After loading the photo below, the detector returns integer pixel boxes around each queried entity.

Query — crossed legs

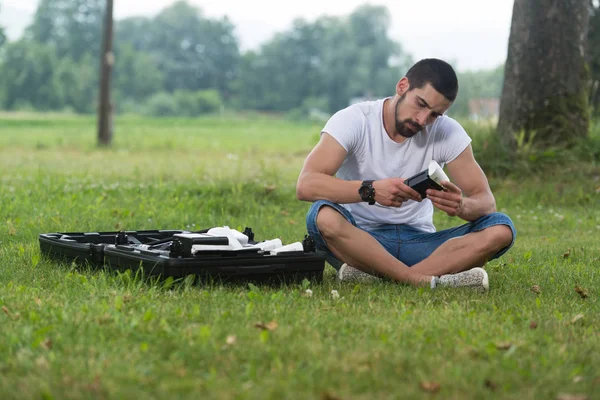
[316,206,513,286]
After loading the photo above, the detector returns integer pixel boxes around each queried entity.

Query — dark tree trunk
[97,0,114,147]
[497,0,590,148]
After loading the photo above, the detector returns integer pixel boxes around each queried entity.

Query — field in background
[0,114,599,399]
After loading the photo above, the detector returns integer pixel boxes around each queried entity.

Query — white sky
[1,0,516,72]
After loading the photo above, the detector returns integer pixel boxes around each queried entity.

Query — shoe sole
[473,267,489,292]
[337,263,348,281]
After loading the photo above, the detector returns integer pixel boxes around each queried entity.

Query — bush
[143,90,223,117]
[285,96,330,122]
[193,90,223,114]
[144,92,178,117]
[469,119,600,177]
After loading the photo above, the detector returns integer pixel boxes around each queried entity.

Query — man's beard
[394,95,423,138]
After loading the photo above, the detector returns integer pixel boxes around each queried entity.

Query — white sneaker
[434,267,489,292]
[337,263,380,283]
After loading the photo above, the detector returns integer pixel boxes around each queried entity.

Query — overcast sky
[1,0,516,72]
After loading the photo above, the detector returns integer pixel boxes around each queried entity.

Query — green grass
[0,113,599,399]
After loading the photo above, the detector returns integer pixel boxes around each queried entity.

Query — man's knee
[480,225,513,253]
[316,206,349,242]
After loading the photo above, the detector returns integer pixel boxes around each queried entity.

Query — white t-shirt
[322,97,472,233]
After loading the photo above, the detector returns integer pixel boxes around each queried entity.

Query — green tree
[115,1,240,96]
[234,5,412,113]
[0,2,6,49]
[112,42,164,104]
[347,5,406,97]
[235,18,327,112]
[27,0,104,61]
[0,40,63,110]
[53,54,98,113]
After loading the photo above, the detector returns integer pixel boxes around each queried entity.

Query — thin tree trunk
[97,0,114,146]
[497,0,590,148]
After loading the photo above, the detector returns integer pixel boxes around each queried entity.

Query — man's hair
[405,59,458,102]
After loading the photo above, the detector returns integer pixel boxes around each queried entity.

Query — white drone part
[255,238,283,251]
[207,226,249,246]
[428,160,450,184]
[270,242,304,255]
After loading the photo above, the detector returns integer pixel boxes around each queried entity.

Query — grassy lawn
[0,113,599,399]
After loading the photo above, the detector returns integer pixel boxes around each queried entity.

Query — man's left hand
[426,181,464,217]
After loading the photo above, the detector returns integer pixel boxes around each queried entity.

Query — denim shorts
[305,200,517,270]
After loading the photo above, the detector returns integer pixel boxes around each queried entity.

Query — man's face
[394,83,452,138]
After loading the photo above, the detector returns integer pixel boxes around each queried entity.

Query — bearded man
[296,58,516,291]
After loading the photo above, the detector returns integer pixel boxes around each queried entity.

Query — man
[296,58,516,291]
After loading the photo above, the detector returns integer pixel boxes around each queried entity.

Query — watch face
[359,182,374,201]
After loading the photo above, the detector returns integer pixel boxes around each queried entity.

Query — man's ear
[396,77,410,96]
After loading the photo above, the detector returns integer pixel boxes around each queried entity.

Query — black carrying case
[38,230,189,266]
[39,228,326,284]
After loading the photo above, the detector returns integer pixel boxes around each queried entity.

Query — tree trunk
[497,0,590,148]
[97,0,114,147]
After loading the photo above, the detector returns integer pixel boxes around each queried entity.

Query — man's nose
[415,110,429,125]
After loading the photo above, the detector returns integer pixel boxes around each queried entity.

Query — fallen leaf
[35,298,42,306]
[496,342,512,351]
[531,285,541,294]
[288,219,297,225]
[465,346,480,359]
[484,379,498,391]
[41,338,53,350]
[420,381,441,393]
[574,286,588,299]
[280,210,290,216]
[571,314,584,324]
[85,375,103,395]
[530,321,538,329]
[321,393,342,400]
[2,306,9,316]
[266,321,278,331]
[226,335,237,345]
[254,321,278,331]
[264,185,277,194]
[8,222,16,236]
[573,376,583,383]
[35,356,49,369]
[563,248,571,259]
[555,394,589,400]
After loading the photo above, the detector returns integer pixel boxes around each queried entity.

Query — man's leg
[403,213,516,276]
[310,204,432,286]
[410,226,513,276]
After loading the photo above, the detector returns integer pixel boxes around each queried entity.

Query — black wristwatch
[358,180,376,205]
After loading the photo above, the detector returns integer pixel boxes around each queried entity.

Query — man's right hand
[373,178,422,207]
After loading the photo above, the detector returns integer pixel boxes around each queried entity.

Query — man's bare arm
[297,133,421,206]
[427,145,496,221]
[296,133,363,204]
